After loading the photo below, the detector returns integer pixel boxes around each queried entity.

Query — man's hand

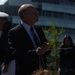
[36,42,50,55]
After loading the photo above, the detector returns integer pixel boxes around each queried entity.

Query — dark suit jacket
[0,22,12,63]
[6,25,50,75]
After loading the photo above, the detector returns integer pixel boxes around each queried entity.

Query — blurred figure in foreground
[0,12,12,75]
[0,12,15,75]
[0,12,11,63]
[59,35,75,75]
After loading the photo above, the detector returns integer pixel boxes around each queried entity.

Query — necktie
[30,27,45,69]
[30,26,40,47]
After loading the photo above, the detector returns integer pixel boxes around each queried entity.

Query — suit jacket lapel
[20,25,35,49]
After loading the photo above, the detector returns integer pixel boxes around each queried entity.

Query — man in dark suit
[4,4,51,75]
[0,12,12,74]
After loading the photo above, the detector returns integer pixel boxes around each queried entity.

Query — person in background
[0,12,15,75]
[59,35,75,75]
[3,4,51,75]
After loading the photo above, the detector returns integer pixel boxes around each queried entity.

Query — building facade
[0,0,75,42]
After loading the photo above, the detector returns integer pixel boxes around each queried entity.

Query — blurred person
[59,35,75,75]
[3,4,51,75]
[0,12,12,75]
[0,12,15,75]
[0,12,11,63]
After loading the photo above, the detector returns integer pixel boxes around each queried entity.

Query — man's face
[23,7,38,26]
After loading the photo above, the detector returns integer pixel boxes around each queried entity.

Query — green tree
[44,20,64,74]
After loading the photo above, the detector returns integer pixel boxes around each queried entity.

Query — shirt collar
[21,21,31,32]
[21,21,35,32]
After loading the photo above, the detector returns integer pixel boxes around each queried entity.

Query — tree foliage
[43,20,64,72]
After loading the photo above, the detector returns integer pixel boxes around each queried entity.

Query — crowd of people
[0,3,75,75]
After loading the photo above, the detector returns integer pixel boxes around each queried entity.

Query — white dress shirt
[21,21,40,48]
